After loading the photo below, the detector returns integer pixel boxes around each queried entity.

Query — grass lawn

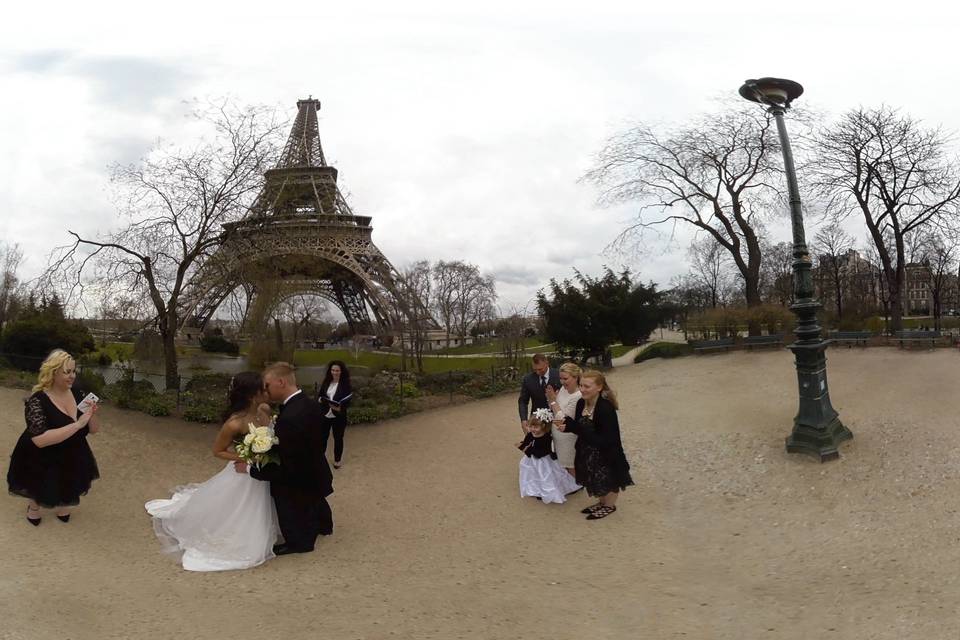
[433,337,553,355]
[293,349,511,373]
[610,344,640,358]
[96,342,134,360]
[898,316,960,329]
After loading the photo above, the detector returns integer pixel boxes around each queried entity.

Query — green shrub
[142,393,175,417]
[347,406,381,425]
[103,378,157,409]
[1,317,95,370]
[181,393,223,423]
[184,373,232,395]
[199,334,240,356]
[75,369,105,396]
[634,342,693,363]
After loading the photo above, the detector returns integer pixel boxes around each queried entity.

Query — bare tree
[813,106,960,332]
[0,242,23,332]
[761,241,794,306]
[916,232,956,330]
[273,294,331,348]
[431,260,459,349]
[686,235,730,308]
[813,222,853,320]
[47,101,285,387]
[392,260,433,373]
[584,105,783,332]
[432,260,497,348]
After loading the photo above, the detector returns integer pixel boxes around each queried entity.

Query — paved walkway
[611,329,688,367]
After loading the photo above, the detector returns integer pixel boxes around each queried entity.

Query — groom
[247,362,333,555]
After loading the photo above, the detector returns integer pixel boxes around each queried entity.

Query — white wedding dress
[145,462,280,572]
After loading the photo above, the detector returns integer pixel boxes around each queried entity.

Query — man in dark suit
[249,362,333,555]
[518,353,560,434]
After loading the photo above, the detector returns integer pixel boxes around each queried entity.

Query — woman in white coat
[545,362,582,477]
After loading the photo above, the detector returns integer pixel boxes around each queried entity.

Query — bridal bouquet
[234,423,280,468]
[532,408,556,424]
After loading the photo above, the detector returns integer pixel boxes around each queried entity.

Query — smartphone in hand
[77,393,100,413]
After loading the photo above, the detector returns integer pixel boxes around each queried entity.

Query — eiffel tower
[183,97,401,335]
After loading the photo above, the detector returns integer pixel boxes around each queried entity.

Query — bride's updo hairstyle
[222,371,264,423]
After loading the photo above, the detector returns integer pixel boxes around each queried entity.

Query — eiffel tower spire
[277,97,327,168]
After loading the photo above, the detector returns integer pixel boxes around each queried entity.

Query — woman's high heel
[56,514,71,523]
[26,506,41,526]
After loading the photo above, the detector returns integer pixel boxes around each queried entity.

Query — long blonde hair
[33,349,74,392]
[581,369,618,410]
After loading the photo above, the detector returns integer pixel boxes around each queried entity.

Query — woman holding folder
[317,360,352,469]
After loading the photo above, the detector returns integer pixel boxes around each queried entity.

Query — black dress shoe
[26,507,41,526]
[273,544,313,555]
[56,514,70,523]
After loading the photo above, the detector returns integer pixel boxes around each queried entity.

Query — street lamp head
[739,77,804,109]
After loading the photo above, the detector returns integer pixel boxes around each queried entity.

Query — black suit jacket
[250,392,333,498]
[518,368,561,422]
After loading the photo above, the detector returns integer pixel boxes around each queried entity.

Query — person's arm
[517,432,534,450]
[570,401,621,449]
[28,399,96,448]
[213,418,243,462]
[87,409,101,434]
[249,420,309,486]
[518,377,531,428]
[74,389,101,434]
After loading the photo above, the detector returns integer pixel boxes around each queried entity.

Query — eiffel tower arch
[182,98,404,337]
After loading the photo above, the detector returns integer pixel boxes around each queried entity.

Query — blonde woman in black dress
[7,349,100,525]
[556,369,632,520]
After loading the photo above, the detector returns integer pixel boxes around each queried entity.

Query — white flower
[533,408,555,424]
[251,435,274,453]
[247,423,278,454]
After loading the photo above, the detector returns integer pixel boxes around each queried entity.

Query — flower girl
[518,409,581,504]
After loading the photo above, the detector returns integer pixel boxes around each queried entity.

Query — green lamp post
[739,77,853,461]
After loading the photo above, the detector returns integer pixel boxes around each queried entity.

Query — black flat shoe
[580,502,602,514]
[26,507,41,526]
[56,514,70,523]
[586,505,617,520]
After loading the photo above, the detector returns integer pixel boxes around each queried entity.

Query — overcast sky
[2,0,958,315]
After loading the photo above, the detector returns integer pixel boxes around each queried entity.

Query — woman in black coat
[556,369,632,520]
[317,360,352,469]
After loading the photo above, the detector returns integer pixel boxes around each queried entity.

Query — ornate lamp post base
[784,341,853,461]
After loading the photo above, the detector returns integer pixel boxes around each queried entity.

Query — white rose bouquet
[234,423,280,468]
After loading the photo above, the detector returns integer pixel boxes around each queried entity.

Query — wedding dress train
[145,463,280,571]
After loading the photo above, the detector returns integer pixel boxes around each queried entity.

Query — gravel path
[1,347,957,639]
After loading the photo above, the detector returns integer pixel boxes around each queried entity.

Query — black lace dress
[7,389,100,508]
[564,397,633,497]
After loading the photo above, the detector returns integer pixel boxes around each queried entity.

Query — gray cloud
[72,56,194,109]
[11,50,71,73]
[12,50,194,109]
[492,265,541,286]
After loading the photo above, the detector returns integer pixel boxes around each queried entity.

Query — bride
[145,372,280,571]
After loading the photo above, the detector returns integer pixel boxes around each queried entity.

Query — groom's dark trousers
[251,392,334,551]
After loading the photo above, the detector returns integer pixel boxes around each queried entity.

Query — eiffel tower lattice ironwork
[182,97,401,335]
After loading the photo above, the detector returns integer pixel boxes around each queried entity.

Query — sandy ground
[3,347,960,639]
